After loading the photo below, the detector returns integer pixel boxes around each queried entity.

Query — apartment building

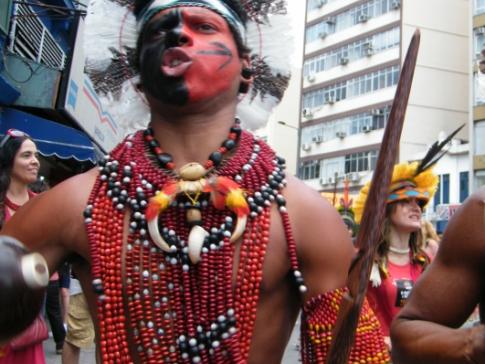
[473,0,485,189]
[300,0,469,197]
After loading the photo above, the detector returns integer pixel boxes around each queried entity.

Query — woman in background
[354,161,438,350]
[0,129,45,364]
[420,219,440,259]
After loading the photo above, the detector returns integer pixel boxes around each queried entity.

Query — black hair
[0,135,31,228]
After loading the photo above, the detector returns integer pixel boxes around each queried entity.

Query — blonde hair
[421,220,440,243]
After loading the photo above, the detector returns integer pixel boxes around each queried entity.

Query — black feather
[415,124,465,175]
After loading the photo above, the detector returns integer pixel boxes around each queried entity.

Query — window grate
[9,3,66,70]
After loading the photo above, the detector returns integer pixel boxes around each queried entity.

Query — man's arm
[286,176,389,363]
[286,175,354,297]
[391,188,485,364]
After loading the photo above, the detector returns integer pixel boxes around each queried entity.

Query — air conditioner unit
[301,143,311,151]
[317,0,327,8]
[357,14,368,23]
[339,57,349,65]
[306,73,316,83]
[302,108,313,118]
[370,108,382,116]
[391,0,401,9]
[319,31,328,39]
[325,94,336,105]
[363,42,374,57]
[476,26,485,35]
[326,16,336,25]
[319,177,328,185]
[362,125,372,133]
[327,176,335,184]
[312,135,323,143]
[350,172,361,182]
[336,131,346,139]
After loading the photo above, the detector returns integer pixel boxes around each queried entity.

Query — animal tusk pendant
[147,215,171,252]
[230,215,247,243]
[188,225,209,264]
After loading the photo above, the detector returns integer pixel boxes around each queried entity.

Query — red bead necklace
[85,127,305,364]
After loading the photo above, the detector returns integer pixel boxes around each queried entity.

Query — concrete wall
[400,0,470,161]
[258,1,307,175]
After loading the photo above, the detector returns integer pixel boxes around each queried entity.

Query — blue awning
[0,108,97,163]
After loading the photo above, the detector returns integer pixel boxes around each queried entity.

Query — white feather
[83,1,294,136]
[370,262,382,287]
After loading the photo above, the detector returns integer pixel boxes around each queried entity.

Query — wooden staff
[326,29,421,364]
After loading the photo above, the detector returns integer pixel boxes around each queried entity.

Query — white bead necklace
[389,246,411,255]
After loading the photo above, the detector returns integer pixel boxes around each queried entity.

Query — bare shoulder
[284,175,354,298]
[436,187,485,267]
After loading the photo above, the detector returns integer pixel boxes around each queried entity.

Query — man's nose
[167,29,189,48]
[165,26,191,48]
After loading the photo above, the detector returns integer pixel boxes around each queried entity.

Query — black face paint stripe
[196,42,233,70]
[142,9,182,43]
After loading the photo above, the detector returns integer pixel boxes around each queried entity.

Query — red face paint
[141,6,242,105]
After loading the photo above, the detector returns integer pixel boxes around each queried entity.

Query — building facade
[473,0,485,189]
[0,0,124,183]
[299,0,469,199]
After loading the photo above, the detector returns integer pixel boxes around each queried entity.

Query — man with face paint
[0,1,389,363]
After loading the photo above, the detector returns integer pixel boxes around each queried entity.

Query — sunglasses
[0,129,30,149]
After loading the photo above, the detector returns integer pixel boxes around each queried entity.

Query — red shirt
[367,260,423,336]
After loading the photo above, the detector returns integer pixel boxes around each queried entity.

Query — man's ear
[239,56,253,94]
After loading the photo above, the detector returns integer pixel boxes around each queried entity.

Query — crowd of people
[0,0,483,363]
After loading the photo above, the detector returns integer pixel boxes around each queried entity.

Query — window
[459,171,469,203]
[307,0,340,12]
[474,27,485,60]
[304,27,400,77]
[434,174,450,206]
[306,0,398,44]
[344,150,378,173]
[303,65,399,109]
[300,160,321,180]
[475,120,485,155]
[475,0,485,15]
[475,170,485,190]
[8,2,66,69]
[0,0,12,35]
[474,73,485,106]
[301,105,390,144]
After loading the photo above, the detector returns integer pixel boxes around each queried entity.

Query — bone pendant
[147,217,171,252]
[188,225,209,264]
[230,215,247,243]
[179,163,207,181]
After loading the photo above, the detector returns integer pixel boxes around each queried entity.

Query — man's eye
[197,23,216,32]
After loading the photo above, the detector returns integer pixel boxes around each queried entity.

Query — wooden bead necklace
[85,126,306,363]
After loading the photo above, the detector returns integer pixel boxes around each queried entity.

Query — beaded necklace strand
[84,126,306,363]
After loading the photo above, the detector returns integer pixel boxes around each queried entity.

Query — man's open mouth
[161,48,193,77]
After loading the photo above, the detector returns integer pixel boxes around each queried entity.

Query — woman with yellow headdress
[354,125,464,348]
[354,160,439,349]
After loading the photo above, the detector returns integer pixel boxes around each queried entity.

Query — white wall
[400,0,470,161]
[258,0,306,175]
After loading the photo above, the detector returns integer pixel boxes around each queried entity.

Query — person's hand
[466,324,485,363]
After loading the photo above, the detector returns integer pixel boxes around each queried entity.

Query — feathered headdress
[353,124,464,224]
[338,178,355,231]
[83,0,292,134]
